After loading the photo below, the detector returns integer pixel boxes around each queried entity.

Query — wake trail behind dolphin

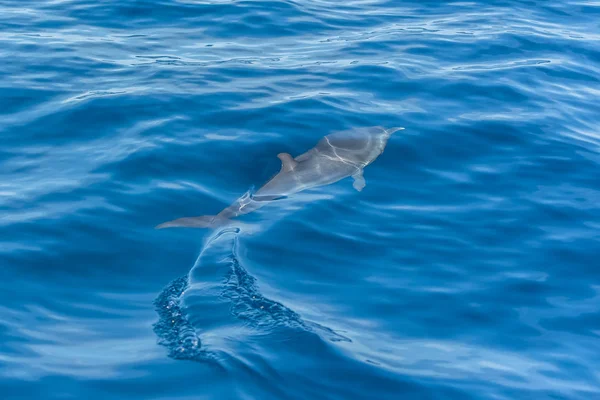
[153,227,350,363]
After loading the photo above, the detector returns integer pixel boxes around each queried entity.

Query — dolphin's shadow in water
[153,228,350,363]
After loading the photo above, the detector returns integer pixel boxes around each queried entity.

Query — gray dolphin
[156,126,403,229]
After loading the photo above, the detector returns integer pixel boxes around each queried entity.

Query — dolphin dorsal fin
[277,153,298,172]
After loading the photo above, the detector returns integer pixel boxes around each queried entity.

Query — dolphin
[156,126,403,229]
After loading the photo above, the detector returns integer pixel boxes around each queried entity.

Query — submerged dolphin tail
[155,215,226,229]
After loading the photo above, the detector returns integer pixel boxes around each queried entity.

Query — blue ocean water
[2,0,600,399]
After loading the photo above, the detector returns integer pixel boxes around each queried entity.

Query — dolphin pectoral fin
[352,169,366,192]
[155,215,223,229]
[277,153,298,172]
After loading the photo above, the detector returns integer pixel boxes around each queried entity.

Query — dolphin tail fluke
[155,215,226,229]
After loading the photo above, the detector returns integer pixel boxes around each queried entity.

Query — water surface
[1,0,600,399]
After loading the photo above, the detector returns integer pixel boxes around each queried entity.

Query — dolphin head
[384,126,405,137]
[377,126,404,149]
[318,126,404,167]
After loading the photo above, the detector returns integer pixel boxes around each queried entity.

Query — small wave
[449,58,552,72]
[153,276,206,361]
[62,89,135,103]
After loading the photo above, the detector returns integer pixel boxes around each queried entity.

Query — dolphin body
[156,126,403,229]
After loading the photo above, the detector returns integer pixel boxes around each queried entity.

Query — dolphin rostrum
[156,126,403,229]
